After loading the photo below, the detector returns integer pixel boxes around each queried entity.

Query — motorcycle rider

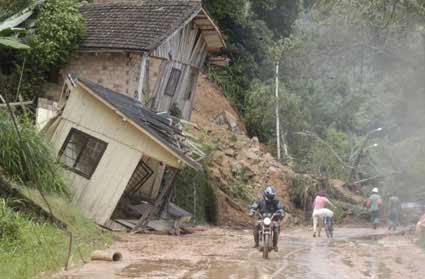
[249,186,285,252]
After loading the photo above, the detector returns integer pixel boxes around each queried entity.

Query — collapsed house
[47,0,225,120]
[37,0,226,231]
[42,76,202,231]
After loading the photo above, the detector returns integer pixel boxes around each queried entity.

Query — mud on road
[57,226,425,279]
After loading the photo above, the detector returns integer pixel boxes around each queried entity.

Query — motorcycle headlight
[264,217,272,226]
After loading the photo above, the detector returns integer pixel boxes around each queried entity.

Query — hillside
[191,74,297,225]
[188,73,367,226]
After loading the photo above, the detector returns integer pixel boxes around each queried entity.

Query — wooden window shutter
[164,68,181,97]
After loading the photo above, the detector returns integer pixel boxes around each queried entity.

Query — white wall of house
[47,84,183,224]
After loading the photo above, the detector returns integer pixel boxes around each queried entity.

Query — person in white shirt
[312,191,336,237]
[312,208,334,237]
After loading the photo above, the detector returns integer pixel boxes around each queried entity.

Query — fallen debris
[115,217,194,236]
[91,250,123,262]
[167,202,192,223]
[212,111,241,133]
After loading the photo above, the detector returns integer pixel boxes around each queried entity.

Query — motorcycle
[256,212,279,259]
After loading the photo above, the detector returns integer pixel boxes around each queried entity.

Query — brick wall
[148,57,162,96]
[60,52,142,99]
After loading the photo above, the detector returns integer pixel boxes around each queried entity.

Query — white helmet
[372,187,379,193]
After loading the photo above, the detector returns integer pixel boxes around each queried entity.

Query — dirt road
[57,226,425,279]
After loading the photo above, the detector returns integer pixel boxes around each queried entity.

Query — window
[58,128,107,179]
[164,68,181,97]
[124,158,154,196]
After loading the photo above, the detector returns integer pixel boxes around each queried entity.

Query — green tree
[0,28,30,50]
[251,0,300,38]
[0,0,84,101]
[28,0,84,73]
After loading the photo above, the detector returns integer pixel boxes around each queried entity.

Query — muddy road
[57,226,425,279]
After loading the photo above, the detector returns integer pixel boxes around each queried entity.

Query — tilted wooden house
[43,76,201,226]
[58,0,225,120]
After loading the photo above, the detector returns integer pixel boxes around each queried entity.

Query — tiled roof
[80,1,202,51]
[77,77,202,170]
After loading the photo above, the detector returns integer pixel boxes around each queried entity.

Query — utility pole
[275,62,281,161]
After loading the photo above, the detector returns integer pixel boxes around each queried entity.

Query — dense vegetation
[0,112,67,194]
[174,166,218,224]
[0,0,84,101]
[0,0,32,21]
[204,0,425,201]
[0,3,109,277]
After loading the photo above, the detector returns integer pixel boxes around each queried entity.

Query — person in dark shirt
[249,186,285,251]
[388,194,401,231]
[367,187,383,229]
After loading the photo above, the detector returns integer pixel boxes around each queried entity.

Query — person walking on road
[312,208,334,238]
[312,191,336,237]
[388,194,401,231]
[367,187,382,229]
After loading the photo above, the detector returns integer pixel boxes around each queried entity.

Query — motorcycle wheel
[263,234,270,259]
[258,232,263,252]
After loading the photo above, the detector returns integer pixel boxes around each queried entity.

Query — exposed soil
[192,73,245,132]
[189,73,299,226]
[55,226,425,279]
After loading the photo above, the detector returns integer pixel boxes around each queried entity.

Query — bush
[28,0,85,73]
[0,199,21,246]
[174,166,218,224]
[0,112,67,194]
[0,0,85,101]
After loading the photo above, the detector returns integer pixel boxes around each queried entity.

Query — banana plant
[0,27,30,50]
[0,0,42,50]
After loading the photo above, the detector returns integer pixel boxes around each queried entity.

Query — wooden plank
[200,8,226,47]
[129,203,153,216]
[131,169,180,232]
[102,220,128,231]
[146,219,172,232]
[168,202,192,223]
[0,100,32,107]
[114,219,137,229]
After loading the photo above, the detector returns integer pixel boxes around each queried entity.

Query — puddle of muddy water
[59,228,423,279]
[118,259,197,278]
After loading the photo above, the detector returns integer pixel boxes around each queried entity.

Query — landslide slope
[191,74,297,226]
[190,74,365,226]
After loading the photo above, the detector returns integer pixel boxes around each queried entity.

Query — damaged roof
[80,0,202,51]
[76,77,202,171]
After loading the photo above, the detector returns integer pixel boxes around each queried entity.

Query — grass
[0,112,111,278]
[0,189,112,278]
[0,112,67,194]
